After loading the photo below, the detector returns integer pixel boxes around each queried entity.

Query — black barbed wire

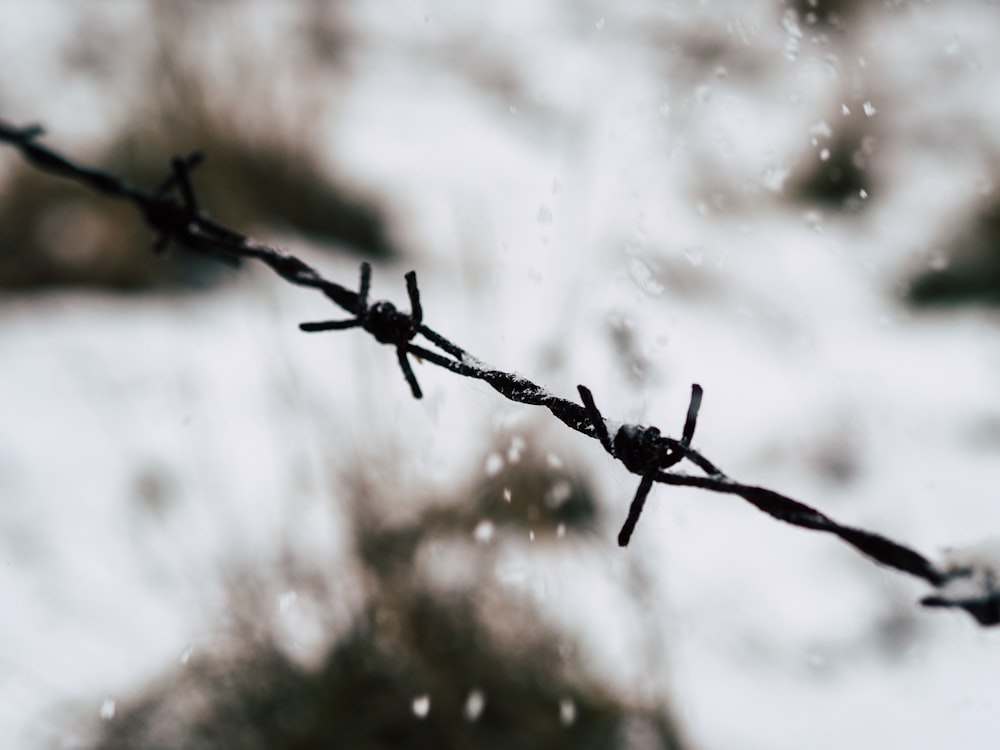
[2,119,997,627]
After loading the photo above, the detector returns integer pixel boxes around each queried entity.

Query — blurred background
[1,1,1000,748]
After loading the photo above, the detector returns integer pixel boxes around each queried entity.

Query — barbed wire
[2,119,996,626]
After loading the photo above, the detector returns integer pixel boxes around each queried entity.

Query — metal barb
[682,384,703,445]
[300,263,425,399]
[576,385,613,452]
[618,473,656,547]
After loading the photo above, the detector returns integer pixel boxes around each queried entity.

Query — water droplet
[862,101,877,117]
[545,480,573,508]
[819,148,830,162]
[179,644,193,664]
[808,120,832,138]
[474,520,495,543]
[762,166,789,193]
[928,252,949,271]
[100,698,116,720]
[683,247,704,267]
[802,210,824,233]
[496,560,529,586]
[412,694,431,718]
[546,452,563,469]
[507,436,525,464]
[537,205,553,224]
[529,530,535,542]
[557,523,566,538]
[502,487,512,503]
[559,698,577,726]
[858,188,869,200]
[627,257,664,296]
[806,650,828,670]
[782,10,801,59]
[485,453,504,476]
[464,689,486,722]
[841,104,851,116]
[782,10,802,37]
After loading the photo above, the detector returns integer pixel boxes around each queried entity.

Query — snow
[411,694,431,718]
[3,1,1000,748]
[464,688,486,722]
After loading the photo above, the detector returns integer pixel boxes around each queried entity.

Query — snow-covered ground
[2,1,1000,748]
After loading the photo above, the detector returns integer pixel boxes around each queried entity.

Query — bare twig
[2,119,996,626]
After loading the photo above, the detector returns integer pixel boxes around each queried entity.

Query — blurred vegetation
[105,115,395,261]
[0,1,395,292]
[788,101,876,212]
[784,0,864,30]
[0,164,224,290]
[65,439,685,750]
[907,196,1000,307]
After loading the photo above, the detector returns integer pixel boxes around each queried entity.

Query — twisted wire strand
[2,119,994,626]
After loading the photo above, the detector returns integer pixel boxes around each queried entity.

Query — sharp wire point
[577,385,613,453]
[618,473,655,547]
[398,348,423,399]
[682,383,703,445]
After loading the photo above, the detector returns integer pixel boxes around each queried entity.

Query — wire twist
[300,263,425,398]
[578,384,705,546]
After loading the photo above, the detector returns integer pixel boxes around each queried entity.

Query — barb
[300,263,424,397]
[2,119,996,626]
